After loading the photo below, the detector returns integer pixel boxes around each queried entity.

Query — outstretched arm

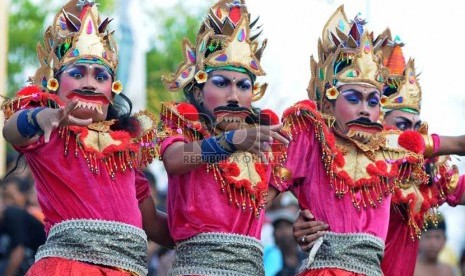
[434,135,465,157]
[163,124,289,175]
[3,101,91,146]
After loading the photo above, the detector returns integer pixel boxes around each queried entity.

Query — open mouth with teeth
[345,119,383,144]
[214,106,252,129]
[66,89,111,115]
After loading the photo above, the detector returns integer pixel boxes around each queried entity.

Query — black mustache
[346,117,383,129]
[213,105,250,113]
[71,89,105,96]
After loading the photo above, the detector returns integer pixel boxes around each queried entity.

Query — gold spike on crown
[32,0,118,92]
[307,5,388,108]
[382,59,422,113]
[162,0,267,101]
[380,36,422,113]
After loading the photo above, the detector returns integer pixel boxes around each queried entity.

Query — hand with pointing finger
[35,100,93,143]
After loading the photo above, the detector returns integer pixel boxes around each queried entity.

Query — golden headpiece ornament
[32,0,119,93]
[162,0,267,101]
[381,36,422,114]
[308,5,389,108]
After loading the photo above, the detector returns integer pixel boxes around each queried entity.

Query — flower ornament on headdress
[162,0,267,101]
[307,5,389,109]
[381,36,422,114]
[32,0,119,93]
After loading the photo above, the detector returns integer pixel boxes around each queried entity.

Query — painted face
[57,63,113,122]
[329,84,381,134]
[383,109,421,131]
[198,70,253,115]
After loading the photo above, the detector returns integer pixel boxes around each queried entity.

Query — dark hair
[2,154,27,185]
[425,215,446,232]
[107,92,135,132]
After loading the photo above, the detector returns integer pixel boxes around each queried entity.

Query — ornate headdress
[32,0,120,93]
[308,5,389,108]
[162,0,267,101]
[381,36,422,114]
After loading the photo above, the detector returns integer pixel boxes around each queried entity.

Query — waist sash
[300,232,384,276]
[35,219,148,276]
[170,232,264,276]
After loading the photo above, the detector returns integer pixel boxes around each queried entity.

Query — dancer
[158,0,288,275]
[2,1,170,275]
[270,6,432,276]
[293,34,465,276]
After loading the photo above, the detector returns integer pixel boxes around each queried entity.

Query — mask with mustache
[345,117,383,144]
[213,104,254,132]
[66,89,111,115]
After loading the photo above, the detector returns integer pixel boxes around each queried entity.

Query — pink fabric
[380,171,465,276]
[275,126,391,241]
[432,133,440,155]
[161,136,265,242]
[381,208,418,276]
[444,174,465,206]
[16,130,150,234]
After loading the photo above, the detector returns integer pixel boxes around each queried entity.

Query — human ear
[193,87,204,104]
[322,98,334,114]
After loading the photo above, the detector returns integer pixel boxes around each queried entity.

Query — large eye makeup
[94,68,111,82]
[341,90,361,104]
[66,67,84,79]
[414,121,422,131]
[367,94,380,107]
[395,118,412,131]
[236,79,252,91]
[210,75,229,88]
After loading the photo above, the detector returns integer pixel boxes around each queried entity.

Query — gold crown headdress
[162,0,267,101]
[32,0,119,93]
[308,5,388,108]
[381,36,422,113]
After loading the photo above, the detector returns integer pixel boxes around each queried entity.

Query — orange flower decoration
[47,78,59,92]
[112,80,123,94]
[326,86,339,100]
[194,70,208,84]
[380,95,388,107]
[253,82,261,94]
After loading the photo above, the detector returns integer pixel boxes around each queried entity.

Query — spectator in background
[414,215,458,276]
[2,176,43,225]
[2,176,30,208]
[0,195,46,276]
[269,209,306,276]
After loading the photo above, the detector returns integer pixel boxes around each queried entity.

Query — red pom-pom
[17,85,42,96]
[260,109,280,125]
[177,103,199,121]
[398,130,425,154]
[283,100,317,118]
[296,100,317,110]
